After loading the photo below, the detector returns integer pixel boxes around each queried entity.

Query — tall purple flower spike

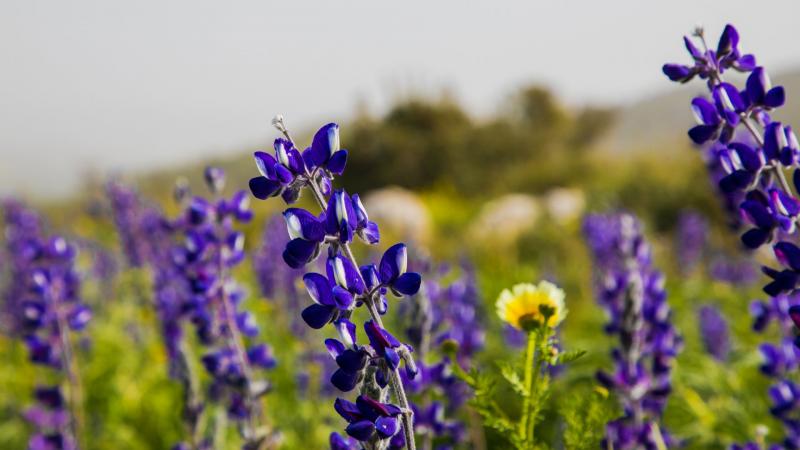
[3,201,88,450]
[397,260,482,446]
[584,213,682,449]
[664,24,800,446]
[248,117,420,450]
[169,168,277,449]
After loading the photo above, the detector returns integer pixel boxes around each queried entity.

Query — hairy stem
[519,331,537,443]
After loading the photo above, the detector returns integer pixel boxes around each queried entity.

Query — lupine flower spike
[584,213,681,449]
[665,24,800,446]
[172,168,277,449]
[399,262,484,447]
[248,117,421,450]
[3,201,89,450]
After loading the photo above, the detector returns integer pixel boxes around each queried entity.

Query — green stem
[519,331,538,445]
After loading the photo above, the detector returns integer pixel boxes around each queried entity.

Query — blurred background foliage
[0,82,783,449]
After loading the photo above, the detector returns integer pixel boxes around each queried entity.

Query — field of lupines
[3,23,800,449]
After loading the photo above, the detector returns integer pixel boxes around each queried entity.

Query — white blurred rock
[363,187,432,244]
[544,187,585,224]
[469,193,540,245]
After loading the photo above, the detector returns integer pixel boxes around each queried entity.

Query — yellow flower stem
[519,330,539,445]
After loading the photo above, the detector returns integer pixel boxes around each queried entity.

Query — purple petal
[765,87,786,108]
[334,398,363,422]
[300,304,335,329]
[303,273,335,306]
[325,338,346,360]
[717,24,739,56]
[249,177,281,200]
[284,208,325,242]
[775,242,800,271]
[283,238,319,268]
[327,149,348,175]
[331,368,361,392]
[392,272,421,296]
[345,420,376,441]
[335,319,358,347]
[254,151,277,179]
[332,285,355,310]
[375,416,400,438]
[311,123,340,162]
[662,64,691,82]
[379,243,408,283]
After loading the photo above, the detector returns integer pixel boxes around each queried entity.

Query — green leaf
[499,362,529,397]
[557,349,587,365]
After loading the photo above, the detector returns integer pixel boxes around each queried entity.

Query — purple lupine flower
[675,211,708,274]
[106,181,160,268]
[584,213,682,449]
[172,167,277,448]
[663,25,797,295]
[396,261,481,447]
[665,27,800,445]
[698,305,731,362]
[6,221,88,449]
[746,293,800,448]
[1,199,45,335]
[248,118,421,450]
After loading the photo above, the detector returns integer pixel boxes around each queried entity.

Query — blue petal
[741,228,770,249]
[335,318,357,347]
[283,238,319,268]
[325,338,346,360]
[274,163,294,184]
[249,177,281,200]
[300,304,335,329]
[336,349,368,373]
[327,149,348,175]
[332,286,355,310]
[285,148,304,175]
[392,272,421,296]
[334,397,363,422]
[717,24,739,56]
[662,64,690,82]
[375,416,400,438]
[379,243,408,283]
[331,368,361,392]
[311,123,340,163]
[345,420,375,441]
[745,67,767,105]
[254,151,277,179]
[359,221,380,245]
[765,87,786,108]
[775,241,800,271]
[284,208,325,242]
[688,126,716,145]
[303,273,335,306]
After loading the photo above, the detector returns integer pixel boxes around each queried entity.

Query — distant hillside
[128,69,800,202]
[603,68,800,152]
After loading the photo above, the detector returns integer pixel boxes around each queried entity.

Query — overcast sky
[1,0,798,197]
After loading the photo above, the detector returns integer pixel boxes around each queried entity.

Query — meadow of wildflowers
[4,20,800,450]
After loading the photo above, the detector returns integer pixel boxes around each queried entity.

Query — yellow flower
[496,281,567,330]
